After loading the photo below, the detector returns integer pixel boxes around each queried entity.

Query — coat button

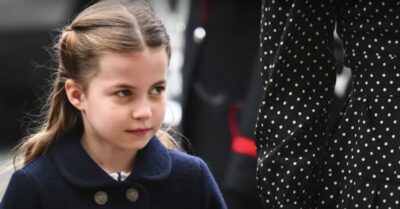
[94,191,108,205]
[126,188,139,202]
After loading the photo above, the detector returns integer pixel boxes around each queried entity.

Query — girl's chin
[119,138,152,151]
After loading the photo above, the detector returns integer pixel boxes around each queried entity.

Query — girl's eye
[150,86,165,95]
[116,90,131,97]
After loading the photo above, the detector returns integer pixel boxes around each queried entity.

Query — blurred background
[0,1,350,209]
[0,0,79,196]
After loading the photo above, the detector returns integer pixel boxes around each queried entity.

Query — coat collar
[50,126,172,188]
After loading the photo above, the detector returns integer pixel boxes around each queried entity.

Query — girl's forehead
[92,50,168,83]
[98,50,168,70]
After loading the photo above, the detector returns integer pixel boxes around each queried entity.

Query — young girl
[0,1,227,209]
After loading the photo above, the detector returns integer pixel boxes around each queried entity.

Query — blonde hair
[14,0,180,167]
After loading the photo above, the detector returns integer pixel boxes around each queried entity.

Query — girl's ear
[65,79,85,111]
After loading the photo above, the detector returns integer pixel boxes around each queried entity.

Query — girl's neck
[80,134,137,174]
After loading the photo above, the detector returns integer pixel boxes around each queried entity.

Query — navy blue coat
[0,128,227,209]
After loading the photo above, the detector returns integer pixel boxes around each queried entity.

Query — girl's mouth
[125,128,151,136]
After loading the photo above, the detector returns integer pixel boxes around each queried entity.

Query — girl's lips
[125,128,151,136]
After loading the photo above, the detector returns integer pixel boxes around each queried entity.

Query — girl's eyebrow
[111,80,166,89]
[111,83,135,89]
[152,80,166,86]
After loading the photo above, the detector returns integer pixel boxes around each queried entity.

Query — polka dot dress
[255,0,400,208]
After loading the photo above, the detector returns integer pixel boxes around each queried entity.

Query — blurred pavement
[0,150,13,200]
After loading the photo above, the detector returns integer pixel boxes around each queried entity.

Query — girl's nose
[132,105,152,120]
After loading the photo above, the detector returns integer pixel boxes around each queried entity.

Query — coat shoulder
[167,150,208,175]
[166,149,227,209]
[0,154,54,209]
[20,152,57,178]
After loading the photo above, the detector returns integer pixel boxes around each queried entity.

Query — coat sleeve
[255,0,337,208]
[0,169,41,209]
[197,159,227,209]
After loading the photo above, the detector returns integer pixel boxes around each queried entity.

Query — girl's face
[75,49,168,152]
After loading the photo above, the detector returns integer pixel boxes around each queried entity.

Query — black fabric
[256,0,400,208]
